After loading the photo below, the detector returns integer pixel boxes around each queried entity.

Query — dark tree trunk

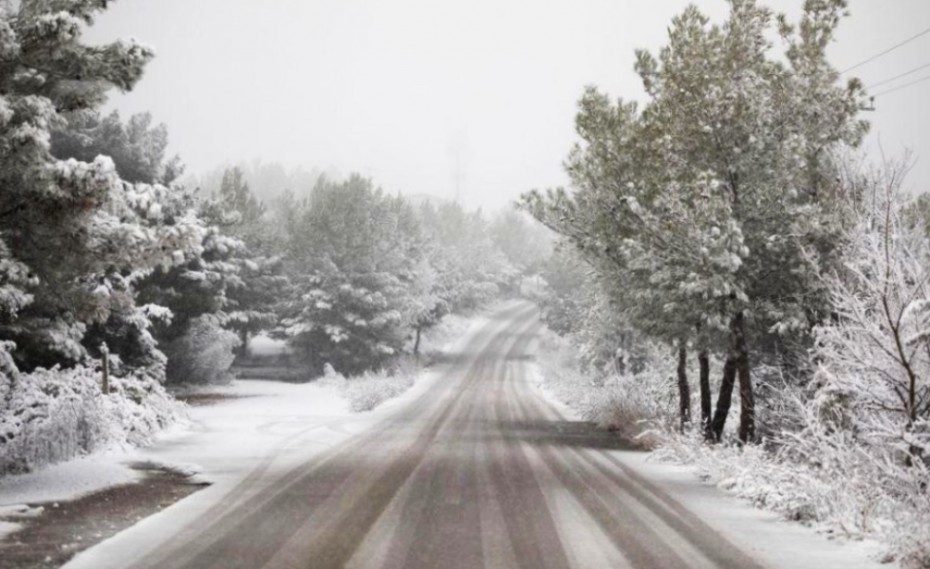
[413,325,422,357]
[101,350,110,395]
[616,351,626,375]
[677,339,691,431]
[698,348,712,441]
[710,356,737,442]
[237,329,250,358]
[732,311,755,444]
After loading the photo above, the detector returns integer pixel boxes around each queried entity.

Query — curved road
[118,302,767,569]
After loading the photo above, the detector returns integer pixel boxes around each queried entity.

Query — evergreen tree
[279,175,426,375]
[419,202,517,312]
[52,110,183,185]
[209,166,286,356]
[489,209,552,292]
[48,101,244,384]
[0,0,203,373]
[523,0,867,442]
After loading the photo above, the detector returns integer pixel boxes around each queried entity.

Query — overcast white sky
[87,0,930,210]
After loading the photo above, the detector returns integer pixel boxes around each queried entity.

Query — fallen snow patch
[0,452,140,506]
[0,520,22,540]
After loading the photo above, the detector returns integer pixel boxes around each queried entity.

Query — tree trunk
[238,329,250,358]
[1,354,18,407]
[101,350,110,395]
[616,350,626,375]
[413,325,422,357]
[677,339,691,431]
[732,311,755,444]
[698,348,712,441]
[710,356,737,442]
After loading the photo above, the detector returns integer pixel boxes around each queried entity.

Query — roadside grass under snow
[654,427,930,567]
[531,328,923,568]
[533,328,678,448]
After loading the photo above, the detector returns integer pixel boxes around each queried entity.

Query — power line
[871,74,930,98]
[867,61,930,89]
[842,26,930,73]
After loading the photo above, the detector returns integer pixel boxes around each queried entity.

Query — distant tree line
[0,0,550,398]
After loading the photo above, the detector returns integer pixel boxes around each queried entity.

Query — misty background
[85,0,930,209]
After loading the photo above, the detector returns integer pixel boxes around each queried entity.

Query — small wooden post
[100,343,110,395]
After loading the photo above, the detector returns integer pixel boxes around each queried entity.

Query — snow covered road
[63,301,885,569]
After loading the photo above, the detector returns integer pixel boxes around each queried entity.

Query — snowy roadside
[0,300,510,569]
[607,451,888,569]
[0,379,348,514]
[0,303,500,513]
[322,306,500,413]
[0,504,42,542]
[525,352,890,569]
[58,301,513,569]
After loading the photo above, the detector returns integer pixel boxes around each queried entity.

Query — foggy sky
[86,0,930,210]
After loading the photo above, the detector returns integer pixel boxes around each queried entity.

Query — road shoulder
[526,360,890,569]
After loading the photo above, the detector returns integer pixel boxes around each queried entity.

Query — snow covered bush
[321,357,419,413]
[657,171,930,568]
[163,316,240,385]
[812,187,930,466]
[453,282,502,313]
[658,414,929,566]
[0,363,184,474]
[535,330,676,447]
[800,172,930,567]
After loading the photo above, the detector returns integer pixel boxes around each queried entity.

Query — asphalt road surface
[124,302,768,569]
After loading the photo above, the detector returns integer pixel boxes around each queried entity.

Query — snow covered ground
[0,379,352,514]
[0,303,502,569]
[0,306,497,515]
[56,303,503,569]
[0,452,143,507]
[0,504,44,542]
[6,301,885,569]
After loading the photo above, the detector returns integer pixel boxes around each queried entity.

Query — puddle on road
[0,463,209,569]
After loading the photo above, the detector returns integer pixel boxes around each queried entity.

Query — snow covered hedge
[534,330,677,447]
[0,359,184,475]
[658,422,930,568]
[319,358,419,413]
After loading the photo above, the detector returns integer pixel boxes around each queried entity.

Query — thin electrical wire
[871,74,930,97]
[867,61,930,89]
[842,26,930,73]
